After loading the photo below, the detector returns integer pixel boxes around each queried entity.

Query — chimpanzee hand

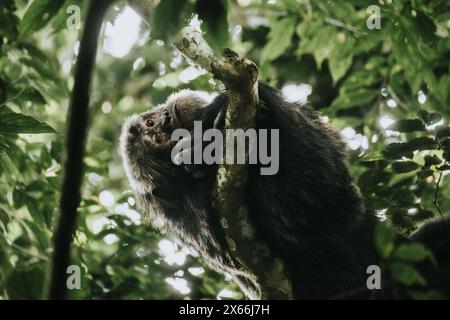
[171,108,225,179]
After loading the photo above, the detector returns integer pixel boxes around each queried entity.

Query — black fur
[120,82,450,299]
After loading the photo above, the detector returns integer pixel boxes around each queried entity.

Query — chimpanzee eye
[146,119,154,127]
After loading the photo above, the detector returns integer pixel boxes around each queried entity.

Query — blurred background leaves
[0,0,449,299]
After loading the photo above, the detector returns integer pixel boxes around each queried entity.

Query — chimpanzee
[120,82,450,299]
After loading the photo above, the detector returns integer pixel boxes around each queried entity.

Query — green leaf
[410,209,434,221]
[414,11,437,44]
[424,155,442,167]
[419,109,442,126]
[442,139,450,162]
[391,27,422,74]
[0,10,19,39]
[195,0,229,52]
[151,0,190,41]
[296,22,336,68]
[361,151,385,162]
[375,222,395,258]
[0,151,19,177]
[342,57,385,89]
[19,0,65,40]
[0,108,55,134]
[407,290,445,300]
[384,138,437,159]
[6,266,46,299]
[390,263,427,286]
[408,137,437,150]
[20,57,60,82]
[391,161,419,173]
[436,127,450,141]
[330,88,377,110]
[436,75,450,107]
[393,243,432,262]
[261,17,296,63]
[328,34,354,83]
[387,119,425,132]
[0,57,23,80]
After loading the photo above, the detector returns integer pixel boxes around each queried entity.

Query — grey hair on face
[120,115,149,194]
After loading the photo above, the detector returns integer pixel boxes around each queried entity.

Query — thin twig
[7,242,48,261]
[324,17,366,35]
[0,88,26,108]
[433,161,446,217]
[386,85,409,113]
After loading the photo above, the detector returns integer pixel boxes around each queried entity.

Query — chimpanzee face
[126,106,176,152]
[119,90,208,190]
[122,90,207,152]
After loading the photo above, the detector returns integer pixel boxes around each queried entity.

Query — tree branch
[48,0,113,299]
[127,2,293,299]
[177,27,293,299]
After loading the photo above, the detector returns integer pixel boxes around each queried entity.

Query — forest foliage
[0,0,449,299]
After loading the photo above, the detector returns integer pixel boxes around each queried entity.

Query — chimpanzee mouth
[151,132,163,144]
[139,129,167,148]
